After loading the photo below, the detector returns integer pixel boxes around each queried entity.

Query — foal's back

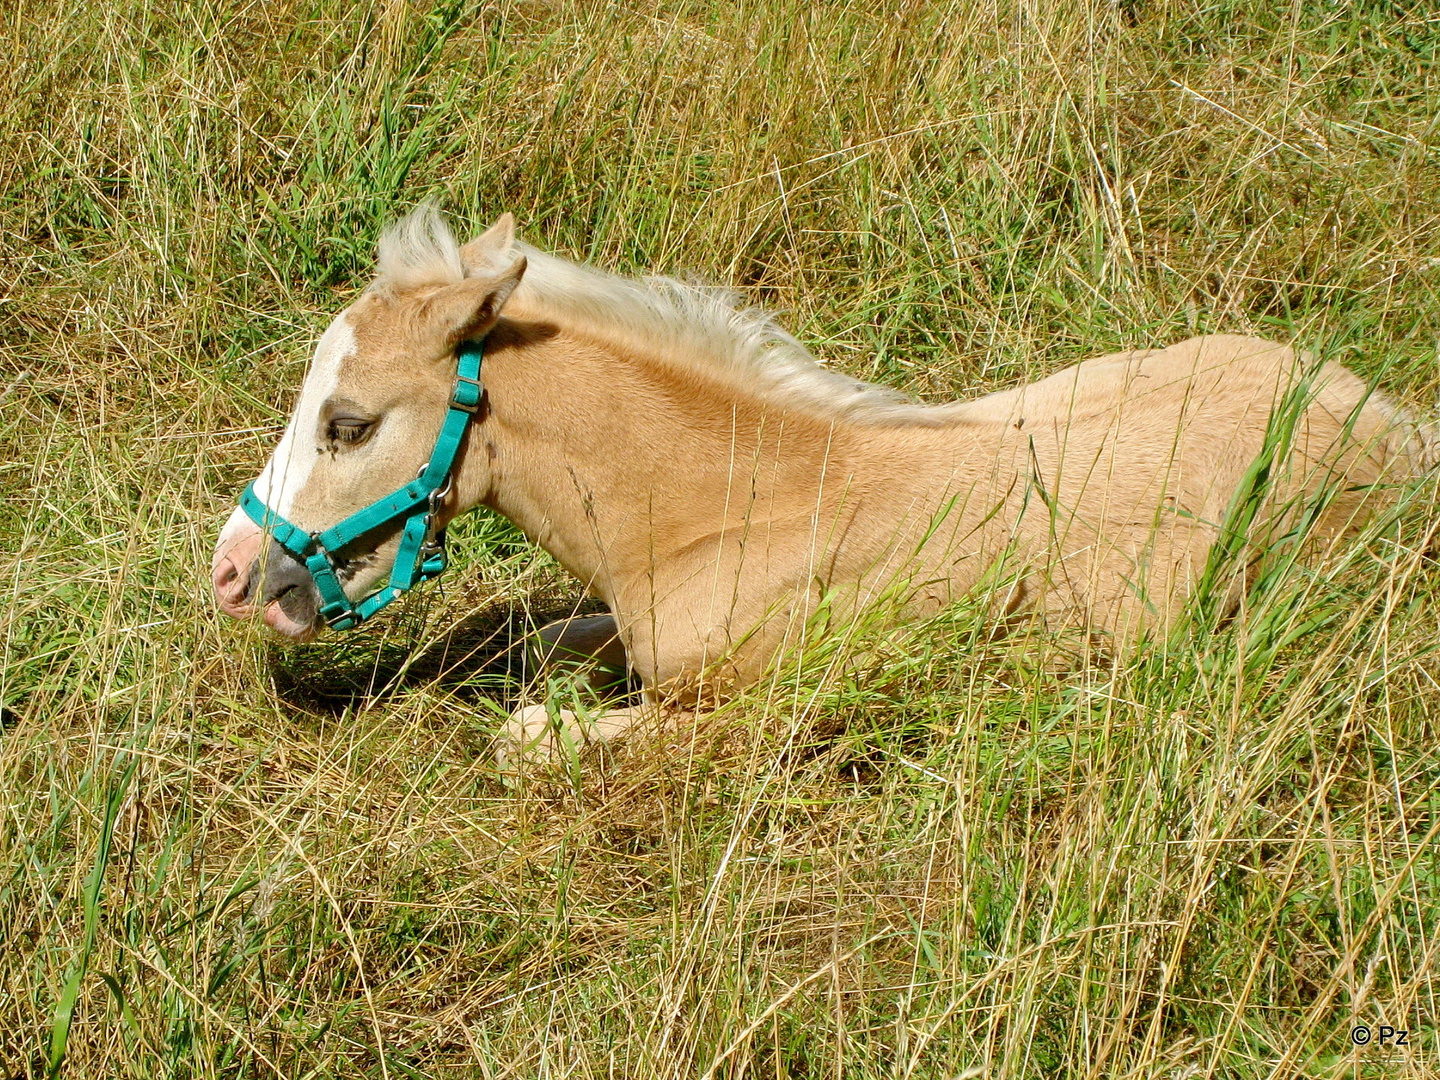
[925,334,1423,636]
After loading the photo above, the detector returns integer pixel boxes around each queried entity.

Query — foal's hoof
[494,702,646,775]
[494,704,610,774]
[494,704,558,774]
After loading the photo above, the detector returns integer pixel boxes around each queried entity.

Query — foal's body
[482,325,1410,707]
[211,209,1430,762]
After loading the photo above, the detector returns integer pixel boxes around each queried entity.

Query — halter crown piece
[238,339,485,631]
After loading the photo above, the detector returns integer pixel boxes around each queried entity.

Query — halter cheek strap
[239,339,485,631]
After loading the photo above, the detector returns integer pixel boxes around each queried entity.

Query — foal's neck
[470,318,851,604]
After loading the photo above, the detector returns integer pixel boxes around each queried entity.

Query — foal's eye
[328,418,373,445]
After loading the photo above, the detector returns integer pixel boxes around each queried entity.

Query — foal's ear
[459,213,516,273]
[422,256,527,348]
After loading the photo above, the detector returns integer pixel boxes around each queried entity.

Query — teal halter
[239,339,485,631]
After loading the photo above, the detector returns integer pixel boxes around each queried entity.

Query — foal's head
[212,209,526,638]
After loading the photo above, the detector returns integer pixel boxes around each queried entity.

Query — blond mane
[375,205,943,424]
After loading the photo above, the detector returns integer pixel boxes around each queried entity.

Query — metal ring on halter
[417,470,452,551]
[428,473,453,512]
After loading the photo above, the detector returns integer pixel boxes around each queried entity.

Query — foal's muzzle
[249,540,323,631]
[212,521,323,639]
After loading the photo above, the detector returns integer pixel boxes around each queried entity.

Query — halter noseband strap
[239,339,485,631]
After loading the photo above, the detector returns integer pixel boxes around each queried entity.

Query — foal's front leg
[530,613,629,694]
[498,613,652,769]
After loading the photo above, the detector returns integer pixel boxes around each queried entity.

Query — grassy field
[2,0,1439,1075]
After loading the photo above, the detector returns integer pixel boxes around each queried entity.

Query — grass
[1,0,1439,1075]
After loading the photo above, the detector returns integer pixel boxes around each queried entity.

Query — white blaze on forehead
[211,316,355,577]
[251,315,356,517]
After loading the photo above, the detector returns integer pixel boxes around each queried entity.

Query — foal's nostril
[211,555,253,609]
[212,559,237,597]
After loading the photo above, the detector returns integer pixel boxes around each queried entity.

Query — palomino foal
[213,207,1431,764]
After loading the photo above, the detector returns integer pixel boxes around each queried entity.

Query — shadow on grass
[265,596,622,717]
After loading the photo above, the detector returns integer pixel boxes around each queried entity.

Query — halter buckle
[451,374,483,413]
